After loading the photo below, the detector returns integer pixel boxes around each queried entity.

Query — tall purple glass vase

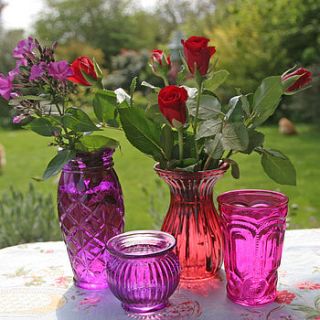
[58,148,124,290]
[218,189,288,306]
[106,231,180,313]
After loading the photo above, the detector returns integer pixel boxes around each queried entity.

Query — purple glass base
[74,278,108,290]
[122,301,168,313]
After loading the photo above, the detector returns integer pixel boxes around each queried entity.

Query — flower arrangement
[0,37,121,179]
[117,36,312,185]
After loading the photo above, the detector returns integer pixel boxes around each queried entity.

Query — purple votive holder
[218,189,288,306]
[106,230,180,313]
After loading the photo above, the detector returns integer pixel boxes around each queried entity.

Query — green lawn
[0,125,319,231]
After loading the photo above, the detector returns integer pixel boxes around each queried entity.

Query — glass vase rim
[62,147,115,172]
[154,161,229,177]
[217,189,289,210]
[106,230,176,259]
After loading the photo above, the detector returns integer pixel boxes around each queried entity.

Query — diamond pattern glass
[58,149,124,290]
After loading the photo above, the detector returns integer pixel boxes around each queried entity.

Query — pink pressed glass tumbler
[106,231,180,313]
[218,189,288,306]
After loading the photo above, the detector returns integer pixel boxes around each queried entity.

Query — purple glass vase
[155,163,228,280]
[106,230,180,313]
[218,189,288,306]
[58,148,124,290]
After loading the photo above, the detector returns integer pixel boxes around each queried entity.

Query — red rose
[181,36,216,76]
[68,56,97,86]
[151,49,171,66]
[158,85,188,126]
[281,67,312,93]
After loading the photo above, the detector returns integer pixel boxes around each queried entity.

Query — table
[0,229,320,320]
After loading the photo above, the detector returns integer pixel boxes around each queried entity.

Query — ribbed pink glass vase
[58,149,124,290]
[155,163,229,280]
[218,189,288,306]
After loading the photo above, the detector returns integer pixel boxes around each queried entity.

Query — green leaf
[76,135,119,152]
[42,149,76,180]
[242,129,265,154]
[93,90,117,123]
[119,107,164,159]
[205,70,230,91]
[24,117,58,137]
[93,57,103,78]
[196,119,222,140]
[80,68,97,85]
[63,107,100,132]
[13,95,49,102]
[261,148,296,185]
[225,95,245,122]
[222,122,249,151]
[145,104,170,125]
[252,76,283,127]
[225,158,240,179]
[204,133,224,159]
[160,124,173,160]
[187,95,222,120]
[130,76,137,99]
[240,94,251,116]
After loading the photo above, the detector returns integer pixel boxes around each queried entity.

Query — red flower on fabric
[281,67,312,93]
[68,56,97,86]
[275,290,296,304]
[297,282,320,290]
[181,36,216,76]
[158,85,188,126]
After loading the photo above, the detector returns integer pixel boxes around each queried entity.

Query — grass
[0,124,319,231]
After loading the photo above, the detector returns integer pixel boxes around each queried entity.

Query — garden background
[0,0,319,248]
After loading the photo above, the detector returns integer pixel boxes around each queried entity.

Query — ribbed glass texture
[58,149,124,290]
[218,189,288,306]
[106,231,180,313]
[155,164,228,280]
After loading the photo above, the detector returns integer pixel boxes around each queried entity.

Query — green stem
[203,155,212,171]
[162,76,169,87]
[178,128,184,165]
[193,80,203,160]
[225,150,233,160]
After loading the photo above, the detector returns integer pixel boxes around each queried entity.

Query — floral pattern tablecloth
[0,229,320,320]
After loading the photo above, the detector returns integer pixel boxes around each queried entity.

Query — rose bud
[68,56,98,86]
[281,67,312,94]
[151,49,171,66]
[158,85,188,127]
[181,36,216,76]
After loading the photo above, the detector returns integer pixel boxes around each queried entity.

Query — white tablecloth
[1,229,320,319]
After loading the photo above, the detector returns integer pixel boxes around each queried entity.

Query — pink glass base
[227,287,276,306]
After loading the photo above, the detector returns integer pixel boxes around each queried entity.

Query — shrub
[0,184,61,248]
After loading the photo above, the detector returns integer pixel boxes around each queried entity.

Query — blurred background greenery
[0,0,319,247]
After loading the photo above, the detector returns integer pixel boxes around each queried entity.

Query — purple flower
[12,37,36,60]
[13,114,26,124]
[0,73,14,100]
[30,62,47,81]
[9,66,20,78]
[48,60,73,81]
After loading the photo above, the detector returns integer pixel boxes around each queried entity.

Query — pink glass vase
[155,163,229,280]
[58,149,124,290]
[218,189,288,306]
[106,230,180,313]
